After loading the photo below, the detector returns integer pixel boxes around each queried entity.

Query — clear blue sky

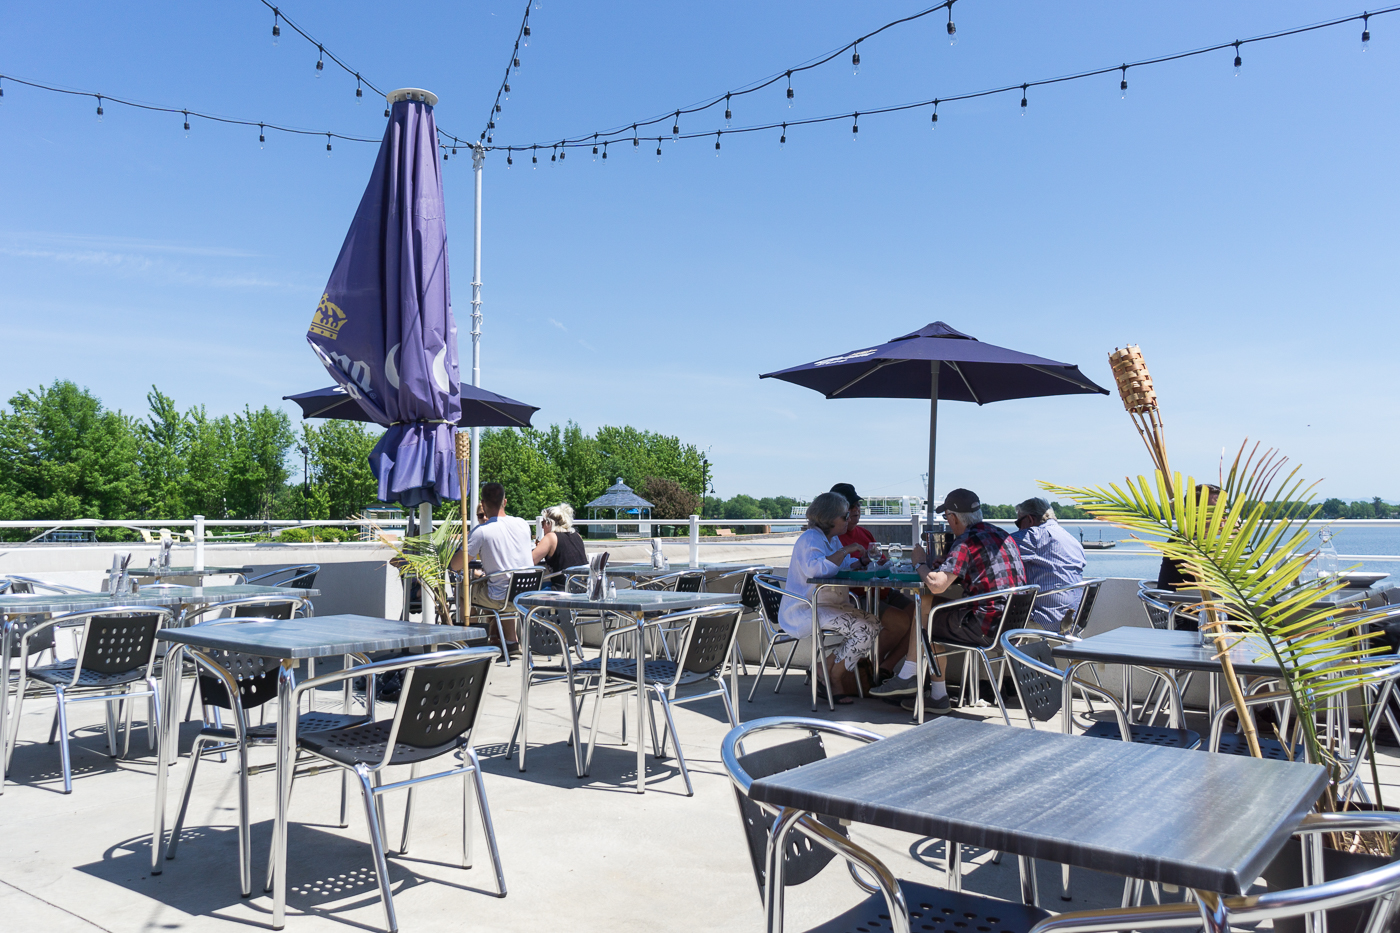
[2,2,1396,505]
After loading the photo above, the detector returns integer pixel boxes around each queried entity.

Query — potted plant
[377,510,462,627]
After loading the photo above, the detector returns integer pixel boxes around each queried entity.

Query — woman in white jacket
[781,491,901,703]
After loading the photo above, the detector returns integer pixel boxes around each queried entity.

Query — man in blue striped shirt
[1010,497,1087,631]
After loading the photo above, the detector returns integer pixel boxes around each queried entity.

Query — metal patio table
[516,590,741,794]
[811,570,933,718]
[153,614,483,930]
[134,584,320,608]
[1152,586,1375,612]
[128,565,250,582]
[748,716,1327,898]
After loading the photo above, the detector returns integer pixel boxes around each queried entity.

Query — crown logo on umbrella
[308,293,347,340]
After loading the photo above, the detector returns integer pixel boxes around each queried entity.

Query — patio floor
[3,662,1397,933]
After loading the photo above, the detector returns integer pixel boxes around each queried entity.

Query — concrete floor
[3,657,1399,933]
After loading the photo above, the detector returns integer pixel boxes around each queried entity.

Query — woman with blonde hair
[532,503,588,589]
[781,491,909,703]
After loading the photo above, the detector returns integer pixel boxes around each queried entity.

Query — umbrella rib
[945,361,984,405]
[478,400,530,427]
[828,359,899,398]
[1025,364,1110,393]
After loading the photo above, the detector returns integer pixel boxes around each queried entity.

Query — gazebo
[585,477,654,538]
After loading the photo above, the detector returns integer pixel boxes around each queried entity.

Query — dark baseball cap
[934,488,981,513]
[829,483,862,508]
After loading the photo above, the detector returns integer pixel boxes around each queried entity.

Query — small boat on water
[1079,529,1117,550]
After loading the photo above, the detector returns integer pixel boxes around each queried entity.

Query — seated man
[457,482,533,654]
[1011,497,1087,632]
[870,488,1026,713]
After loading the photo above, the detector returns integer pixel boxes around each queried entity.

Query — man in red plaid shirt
[870,487,1026,713]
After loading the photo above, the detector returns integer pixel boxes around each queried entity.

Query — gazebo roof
[586,477,654,510]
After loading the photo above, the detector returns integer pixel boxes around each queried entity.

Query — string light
[95,95,103,121]
[326,132,332,155]
[672,111,680,141]
[1234,40,1243,75]
[356,75,363,102]
[272,8,281,45]
[550,145,556,162]
[183,110,190,136]
[930,99,939,127]
[632,124,639,148]
[506,147,513,167]
[1363,12,1372,48]
[947,1,957,45]
[786,71,794,106]
[852,43,861,75]
[1020,84,1028,114]
[523,19,531,47]
[259,123,265,147]
[852,112,859,139]
[592,134,599,160]
[316,45,324,77]
[1120,65,1128,98]
[655,137,662,160]
[602,140,608,161]
[559,140,566,161]
[477,0,533,145]
[780,122,786,147]
[725,93,732,127]
[504,81,511,101]
[715,130,721,155]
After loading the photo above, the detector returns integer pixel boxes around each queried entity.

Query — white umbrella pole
[468,145,485,528]
[927,361,940,526]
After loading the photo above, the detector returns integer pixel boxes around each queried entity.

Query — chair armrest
[928,586,1033,618]
[720,716,884,794]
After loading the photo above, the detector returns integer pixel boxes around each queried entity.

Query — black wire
[490,4,1399,152]
[0,72,382,142]
[477,0,534,144]
[489,1,958,151]
[254,0,463,147]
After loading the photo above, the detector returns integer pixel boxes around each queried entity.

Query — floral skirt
[818,606,882,669]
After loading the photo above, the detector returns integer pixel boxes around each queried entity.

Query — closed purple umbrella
[306,88,460,508]
[760,322,1109,519]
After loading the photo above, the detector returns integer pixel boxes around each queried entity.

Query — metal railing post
[193,514,205,570]
[689,515,700,568]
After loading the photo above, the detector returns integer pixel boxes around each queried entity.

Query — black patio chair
[242,564,320,589]
[923,585,1039,724]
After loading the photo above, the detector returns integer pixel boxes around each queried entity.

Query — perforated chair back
[1139,589,1172,629]
[1005,636,1064,723]
[738,572,762,612]
[196,650,282,711]
[8,614,55,655]
[526,609,577,657]
[392,656,492,751]
[754,574,787,634]
[677,609,741,677]
[733,735,847,891]
[1067,579,1103,635]
[504,568,545,606]
[79,613,161,674]
[231,600,296,619]
[674,571,705,593]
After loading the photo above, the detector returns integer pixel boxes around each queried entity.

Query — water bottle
[1316,530,1340,583]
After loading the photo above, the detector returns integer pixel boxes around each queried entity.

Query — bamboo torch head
[454,429,471,463]
[1108,345,1158,415]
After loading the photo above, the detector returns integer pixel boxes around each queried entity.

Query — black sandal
[816,681,855,705]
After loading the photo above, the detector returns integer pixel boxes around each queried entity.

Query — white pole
[469,145,485,528]
[927,360,940,526]
[193,514,205,571]
[419,502,433,536]
[688,514,700,568]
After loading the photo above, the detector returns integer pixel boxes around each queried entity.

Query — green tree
[722,494,766,521]
[480,428,570,519]
[595,426,705,499]
[1320,498,1346,520]
[534,422,606,511]
[757,496,799,520]
[223,406,293,519]
[702,495,724,519]
[303,420,381,519]
[139,387,190,518]
[641,476,700,521]
[0,380,144,526]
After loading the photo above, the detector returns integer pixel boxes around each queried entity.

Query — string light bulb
[1020,84,1028,115]
[1120,65,1128,98]
[633,124,639,148]
[356,76,363,103]
[506,148,513,167]
[602,141,608,161]
[1233,41,1242,76]
[259,124,265,148]
[513,54,521,74]
[655,138,662,161]
[715,130,721,156]
[1362,13,1371,50]
[559,140,566,161]
[786,71,794,106]
[523,21,531,46]
[316,45,324,77]
[550,146,556,162]
[672,111,680,142]
[504,82,511,101]
[780,122,786,148]
[96,95,103,121]
[183,111,190,136]
[272,9,281,45]
[852,112,859,139]
[931,99,939,128]
[947,1,957,45]
[326,133,332,156]
[725,93,732,127]
[852,44,860,75]
[592,134,599,161]
[531,146,537,167]
[386,106,392,118]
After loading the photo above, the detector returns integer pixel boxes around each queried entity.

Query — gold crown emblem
[309,294,347,340]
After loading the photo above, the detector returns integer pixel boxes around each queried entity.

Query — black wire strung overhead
[487,5,1395,157]
[0,72,382,144]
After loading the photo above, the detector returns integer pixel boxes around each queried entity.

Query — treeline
[1320,498,1400,520]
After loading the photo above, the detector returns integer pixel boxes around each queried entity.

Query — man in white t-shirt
[460,482,534,650]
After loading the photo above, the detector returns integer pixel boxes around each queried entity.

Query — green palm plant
[376,509,462,627]
[1044,442,1387,811]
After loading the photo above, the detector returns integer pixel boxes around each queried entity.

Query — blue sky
[2,2,1396,505]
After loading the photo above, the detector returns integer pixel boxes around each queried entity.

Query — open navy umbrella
[305,88,459,509]
[285,384,538,429]
[760,322,1109,518]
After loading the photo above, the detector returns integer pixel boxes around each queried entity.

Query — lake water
[1011,522,1400,583]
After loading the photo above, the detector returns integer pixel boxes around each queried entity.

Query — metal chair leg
[946,840,962,891]
[461,761,474,869]
[772,640,800,696]
[653,688,692,797]
[105,698,120,757]
[355,765,398,933]
[398,762,420,854]
[1061,862,1072,901]
[166,734,209,860]
[55,686,73,794]
[465,749,507,896]
[746,636,779,702]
